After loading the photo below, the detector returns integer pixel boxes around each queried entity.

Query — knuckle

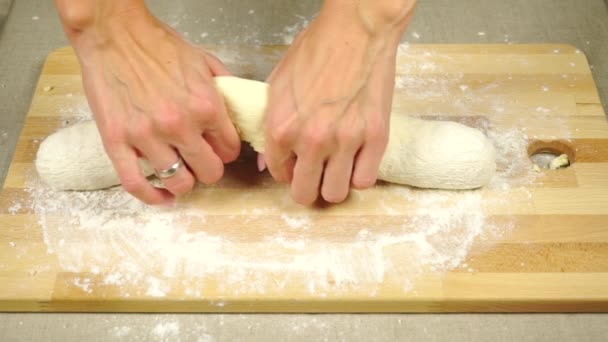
[303,127,330,151]
[156,103,187,135]
[103,129,126,149]
[127,119,154,141]
[160,113,186,133]
[337,124,364,146]
[366,119,389,144]
[268,124,293,145]
[191,97,218,123]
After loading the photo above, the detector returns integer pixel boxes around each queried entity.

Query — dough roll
[35,77,496,191]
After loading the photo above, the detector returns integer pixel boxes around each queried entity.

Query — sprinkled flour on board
[10,44,568,299]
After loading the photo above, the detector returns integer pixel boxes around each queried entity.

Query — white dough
[35,76,496,191]
[35,121,154,190]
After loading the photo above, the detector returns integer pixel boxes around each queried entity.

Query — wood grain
[0,45,607,312]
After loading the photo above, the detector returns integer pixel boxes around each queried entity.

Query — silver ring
[155,157,184,179]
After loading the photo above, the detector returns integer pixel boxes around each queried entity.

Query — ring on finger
[155,156,184,179]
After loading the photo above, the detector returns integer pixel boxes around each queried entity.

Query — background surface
[1,0,607,341]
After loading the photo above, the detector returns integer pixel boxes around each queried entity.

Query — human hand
[263,0,414,205]
[57,2,240,204]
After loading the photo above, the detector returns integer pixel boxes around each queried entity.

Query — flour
[274,15,310,44]
[72,277,93,294]
[8,202,21,214]
[145,277,168,298]
[112,326,133,338]
[394,49,465,99]
[59,97,92,126]
[23,170,505,296]
[280,213,311,229]
[151,320,180,341]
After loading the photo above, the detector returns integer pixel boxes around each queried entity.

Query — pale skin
[54,0,416,206]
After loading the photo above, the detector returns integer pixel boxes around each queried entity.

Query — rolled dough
[35,76,496,191]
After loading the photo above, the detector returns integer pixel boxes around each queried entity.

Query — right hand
[57,2,241,204]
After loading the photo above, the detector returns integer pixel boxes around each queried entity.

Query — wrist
[320,0,416,36]
[55,0,149,40]
[318,0,413,55]
[358,0,417,33]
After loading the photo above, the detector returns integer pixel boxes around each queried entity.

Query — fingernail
[257,155,267,172]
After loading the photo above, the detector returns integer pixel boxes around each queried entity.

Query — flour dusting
[111,326,133,338]
[151,320,180,340]
[274,15,310,44]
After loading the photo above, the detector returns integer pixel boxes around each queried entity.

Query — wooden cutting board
[1,45,607,312]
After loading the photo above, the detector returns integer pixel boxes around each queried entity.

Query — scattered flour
[8,202,22,214]
[72,277,93,294]
[274,15,310,44]
[112,326,133,338]
[151,320,180,341]
[145,277,169,298]
[59,97,92,125]
[280,214,311,229]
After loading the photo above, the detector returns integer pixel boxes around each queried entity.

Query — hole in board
[528,140,575,170]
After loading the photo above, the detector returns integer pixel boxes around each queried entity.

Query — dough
[35,120,154,190]
[549,154,569,170]
[35,76,496,191]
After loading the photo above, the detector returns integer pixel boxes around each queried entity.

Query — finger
[257,153,267,172]
[290,154,324,205]
[351,136,387,189]
[135,140,196,196]
[265,138,296,183]
[264,87,297,183]
[196,84,241,163]
[321,150,356,203]
[204,53,231,77]
[177,136,225,185]
[351,78,390,189]
[203,124,241,163]
[109,145,173,205]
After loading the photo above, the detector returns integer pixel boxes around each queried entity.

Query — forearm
[54,0,148,39]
